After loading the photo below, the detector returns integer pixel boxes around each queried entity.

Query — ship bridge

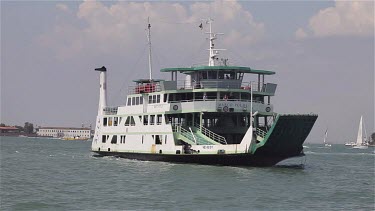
[161,65,275,91]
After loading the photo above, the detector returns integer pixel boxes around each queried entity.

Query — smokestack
[95,66,107,115]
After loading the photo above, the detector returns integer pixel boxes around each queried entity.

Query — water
[1,137,374,210]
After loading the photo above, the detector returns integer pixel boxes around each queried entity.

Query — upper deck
[160,66,275,75]
[129,65,277,96]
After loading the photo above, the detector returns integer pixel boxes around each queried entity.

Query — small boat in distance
[352,116,368,149]
[61,136,89,141]
[345,142,356,146]
[323,128,331,147]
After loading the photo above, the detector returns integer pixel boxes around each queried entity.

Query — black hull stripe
[93,151,303,167]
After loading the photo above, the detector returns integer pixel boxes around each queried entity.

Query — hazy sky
[1,0,374,143]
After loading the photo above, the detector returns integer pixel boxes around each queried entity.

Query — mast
[363,118,368,142]
[205,18,225,66]
[323,128,328,144]
[250,82,253,126]
[356,116,363,145]
[147,17,153,81]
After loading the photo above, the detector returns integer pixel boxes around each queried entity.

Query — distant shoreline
[0,133,37,137]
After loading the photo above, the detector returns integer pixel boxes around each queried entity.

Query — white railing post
[189,127,197,144]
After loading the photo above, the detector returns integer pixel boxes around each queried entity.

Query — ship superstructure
[91,20,317,166]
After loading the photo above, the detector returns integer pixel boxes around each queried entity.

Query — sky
[1,0,374,144]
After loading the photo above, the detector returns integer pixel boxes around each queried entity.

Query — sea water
[1,136,374,210]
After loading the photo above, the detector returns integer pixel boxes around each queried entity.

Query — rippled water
[1,137,374,210]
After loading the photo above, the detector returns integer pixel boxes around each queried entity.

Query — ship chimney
[95,66,107,115]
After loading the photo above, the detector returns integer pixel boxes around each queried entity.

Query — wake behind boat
[91,19,317,167]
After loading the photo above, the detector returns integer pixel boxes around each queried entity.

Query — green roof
[160,66,275,75]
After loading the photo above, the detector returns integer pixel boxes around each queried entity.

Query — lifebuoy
[173,105,179,110]
[223,106,229,112]
[266,107,271,112]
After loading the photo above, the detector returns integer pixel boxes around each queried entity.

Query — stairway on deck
[179,129,214,145]
[173,125,222,145]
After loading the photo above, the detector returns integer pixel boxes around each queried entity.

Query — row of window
[148,95,161,104]
[127,96,144,106]
[127,94,165,106]
[102,134,167,145]
[103,117,120,126]
[103,114,166,127]
[40,129,90,133]
[103,116,135,127]
[142,115,163,125]
[197,71,243,80]
[127,92,266,106]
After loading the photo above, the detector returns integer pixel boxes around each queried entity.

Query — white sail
[323,128,331,147]
[323,129,328,144]
[356,116,363,145]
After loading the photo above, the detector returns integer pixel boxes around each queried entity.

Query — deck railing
[128,83,162,94]
[194,123,227,145]
[103,107,118,115]
[173,124,210,145]
[127,81,270,94]
[256,128,267,139]
[176,80,263,92]
[168,98,264,104]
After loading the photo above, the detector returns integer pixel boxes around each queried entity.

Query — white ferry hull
[91,114,317,167]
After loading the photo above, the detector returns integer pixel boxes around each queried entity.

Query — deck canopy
[132,79,164,83]
[160,66,275,75]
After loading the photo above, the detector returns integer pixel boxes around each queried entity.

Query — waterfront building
[0,126,20,135]
[37,127,92,138]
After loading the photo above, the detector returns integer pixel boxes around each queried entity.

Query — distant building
[0,126,20,134]
[37,127,92,138]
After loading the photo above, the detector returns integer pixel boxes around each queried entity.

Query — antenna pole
[250,82,253,127]
[208,18,215,66]
[147,17,152,81]
[204,18,225,66]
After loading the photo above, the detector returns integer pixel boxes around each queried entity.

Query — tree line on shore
[0,122,35,134]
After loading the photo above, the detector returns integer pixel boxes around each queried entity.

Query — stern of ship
[251,114,318,162]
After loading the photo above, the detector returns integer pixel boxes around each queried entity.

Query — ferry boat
[91,19,318,166]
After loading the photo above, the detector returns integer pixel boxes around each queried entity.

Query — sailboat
[344,142,356,146]
[323,128,331,147]
[352,116,368,149]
